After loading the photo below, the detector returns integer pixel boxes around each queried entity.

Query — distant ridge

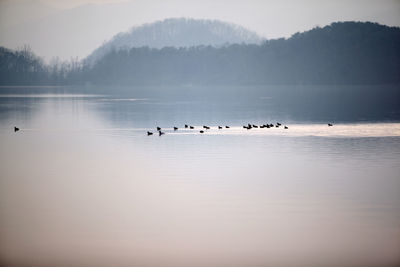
[85,21,400,85]
[86,18,264,64]
[1,21,399,86]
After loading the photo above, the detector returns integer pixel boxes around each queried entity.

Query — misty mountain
[84,21,400,85]
[86,18,264,64]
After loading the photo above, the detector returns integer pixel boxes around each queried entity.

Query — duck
[328,123,333,126]
[284,126,288,129]
[14,126,19,132]
[174,127,178,131]
[277,122,281,126]
[157,127,161,131]
[185,124,188,128]
[252,125,258,128]
[225,126,230,129]
[158,130,165,136]
[218,126,223,129]
[147,131,153,135]
[190,126,194,129]
[200,130,204,133]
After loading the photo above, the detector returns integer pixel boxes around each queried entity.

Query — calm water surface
[0,87,399,267]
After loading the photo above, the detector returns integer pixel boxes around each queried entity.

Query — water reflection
[0,91,399,267]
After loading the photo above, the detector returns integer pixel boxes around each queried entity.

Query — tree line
[1,22,399,86]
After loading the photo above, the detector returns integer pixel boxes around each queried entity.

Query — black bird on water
[284,126,288,129]
[200,130,204,133]
[252,125,258,128]
[190,126,194,129]
[203,126,210,130]
[158,131,165,136]
[157,127,161,131]
[14,126,19,132]
[225,126,230,129]
[185,124,188,128]
[147,131,153,135]
[328,123,333,126]
[277,122,282,126]
[174,127,178,131]
[218,126,223,129]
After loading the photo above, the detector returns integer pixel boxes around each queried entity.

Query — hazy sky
[0,0,399,61]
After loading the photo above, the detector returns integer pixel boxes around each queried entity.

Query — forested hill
[86,18,263,65]
[85,22,400,85]
[1,21,400,85]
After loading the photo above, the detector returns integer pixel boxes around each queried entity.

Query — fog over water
[1,1,400,266]
[0,87,399,267]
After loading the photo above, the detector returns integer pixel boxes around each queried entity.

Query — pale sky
[0,0,399,61]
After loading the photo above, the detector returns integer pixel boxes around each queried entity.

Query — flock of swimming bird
[147,123,334,136]
[13,123,334,135]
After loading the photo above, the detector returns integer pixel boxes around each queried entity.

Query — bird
[260,125,265,128]
[277,122,282,126]
[225,126,230,128]
[158,131,165,136]
[205,126,210,130]
[252,125,258,128]
[189,126,194,129]
[284,126,288,129]
[218,126,223,129]
[14,126,19,132]
[147,131,153,135]
[174,127,178,131]
[328,123,333,126]
[275,125,279,127]
[200,130,204,133]
[185,124,188,128]
[157,127,161,131]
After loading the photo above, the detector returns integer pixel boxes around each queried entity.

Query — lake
[0,85,399,267]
